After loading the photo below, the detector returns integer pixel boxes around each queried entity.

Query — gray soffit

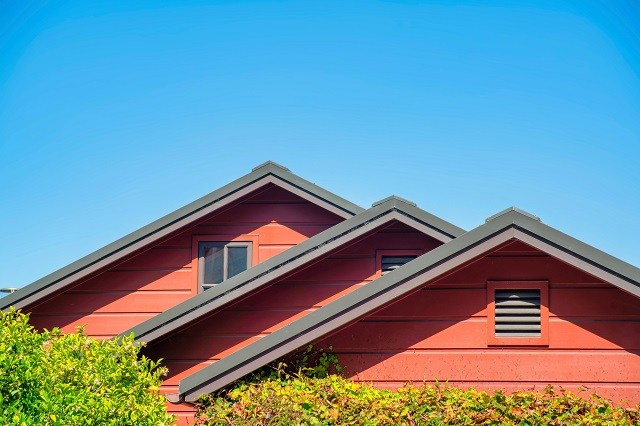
[124,196,465,343]
[178,208,640,401]
[1,161,364,311]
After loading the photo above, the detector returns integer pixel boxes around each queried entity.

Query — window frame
[375,249,423,278]
[487,280,549,346]
[191,235,259,293]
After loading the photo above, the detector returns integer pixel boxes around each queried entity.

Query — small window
[376,250,422,278]
[487,281,549,346]
[198,242,252,290]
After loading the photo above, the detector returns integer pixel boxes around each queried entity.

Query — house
[3,162,639,425]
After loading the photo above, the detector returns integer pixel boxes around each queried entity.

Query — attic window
[487,281,549,346]
[376,250,422,278]
[192,235,259,293]
[199,242,251,289]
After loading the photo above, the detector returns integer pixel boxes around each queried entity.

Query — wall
[319,240,640,405]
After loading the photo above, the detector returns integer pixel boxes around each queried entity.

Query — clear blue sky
[1,0,639,291]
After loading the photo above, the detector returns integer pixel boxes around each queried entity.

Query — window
[376,250,422,278]
[487,281,549,346]
[192,235,259,292]
[199,242,251,289]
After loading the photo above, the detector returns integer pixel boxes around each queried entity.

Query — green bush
[0,308,174,425]
[195,349,639,425]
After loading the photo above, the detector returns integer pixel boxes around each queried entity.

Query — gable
[9,163,363,337]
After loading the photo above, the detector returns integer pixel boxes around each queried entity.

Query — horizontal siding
[29,313,156,339]
[322,318,640,351]
[434,255,604,286]
[259,244,296,260]
[233,282,368,309]
[73,270,192,292]
[338,351,640,383]
[31,292,192,314]
[370,288,487,319]
[115,248,191,270]
[183,310,314,336]
[155,336,263,360]
[207,202,342,224]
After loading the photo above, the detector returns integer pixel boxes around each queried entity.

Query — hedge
[0,308,174,425]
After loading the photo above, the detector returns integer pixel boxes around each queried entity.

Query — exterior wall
[317,240,640,405]
[144,220,444,424]
[27,184,343,339]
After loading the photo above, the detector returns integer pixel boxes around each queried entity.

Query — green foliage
[195,346,639,425]
[0,308,174,425]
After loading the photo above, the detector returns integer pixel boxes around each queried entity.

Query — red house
[3,161,639,425]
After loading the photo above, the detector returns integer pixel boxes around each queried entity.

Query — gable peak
[486,206,541,223]
[252,160,290,172]
[371,195,417,208]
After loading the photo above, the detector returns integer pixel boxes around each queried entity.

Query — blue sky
[1,0,639,291]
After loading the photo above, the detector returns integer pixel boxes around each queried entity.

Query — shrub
[195,348,639,425]
[0,308,174,425]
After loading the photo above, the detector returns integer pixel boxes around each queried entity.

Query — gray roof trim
[372,195,417,208]
[178,208,640,400]
[486,206,540,223]
[125,196,465,343]
[1,162,364,310]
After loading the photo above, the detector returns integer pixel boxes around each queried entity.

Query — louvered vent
[381,256,417,275]
[494,289,541,337]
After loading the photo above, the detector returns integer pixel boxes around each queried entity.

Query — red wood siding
[28,184,343,339]
[316,240,640,405]
[143,221,444,409]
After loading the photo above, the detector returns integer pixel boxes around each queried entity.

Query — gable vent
[381,256,417,275]
[494,289,541,337]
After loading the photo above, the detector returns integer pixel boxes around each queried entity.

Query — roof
[1,161,365,310]
[125,195,466,343]
[177,207,640,401]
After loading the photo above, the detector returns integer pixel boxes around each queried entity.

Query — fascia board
[179,209,640,399]
[127,197,460,342]
[1,163,363,311]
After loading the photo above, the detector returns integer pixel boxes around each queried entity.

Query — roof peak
[486,206,541,223]
[252,160,290,172]
[371,195,417,208]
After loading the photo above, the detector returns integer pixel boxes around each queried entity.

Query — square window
[192,235,259,293]
[199,242,251,288]
[487,281,549,346]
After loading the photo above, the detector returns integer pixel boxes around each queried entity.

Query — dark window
[199,242,251,290]
[494,289,541,337]
[381,256,417,275]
